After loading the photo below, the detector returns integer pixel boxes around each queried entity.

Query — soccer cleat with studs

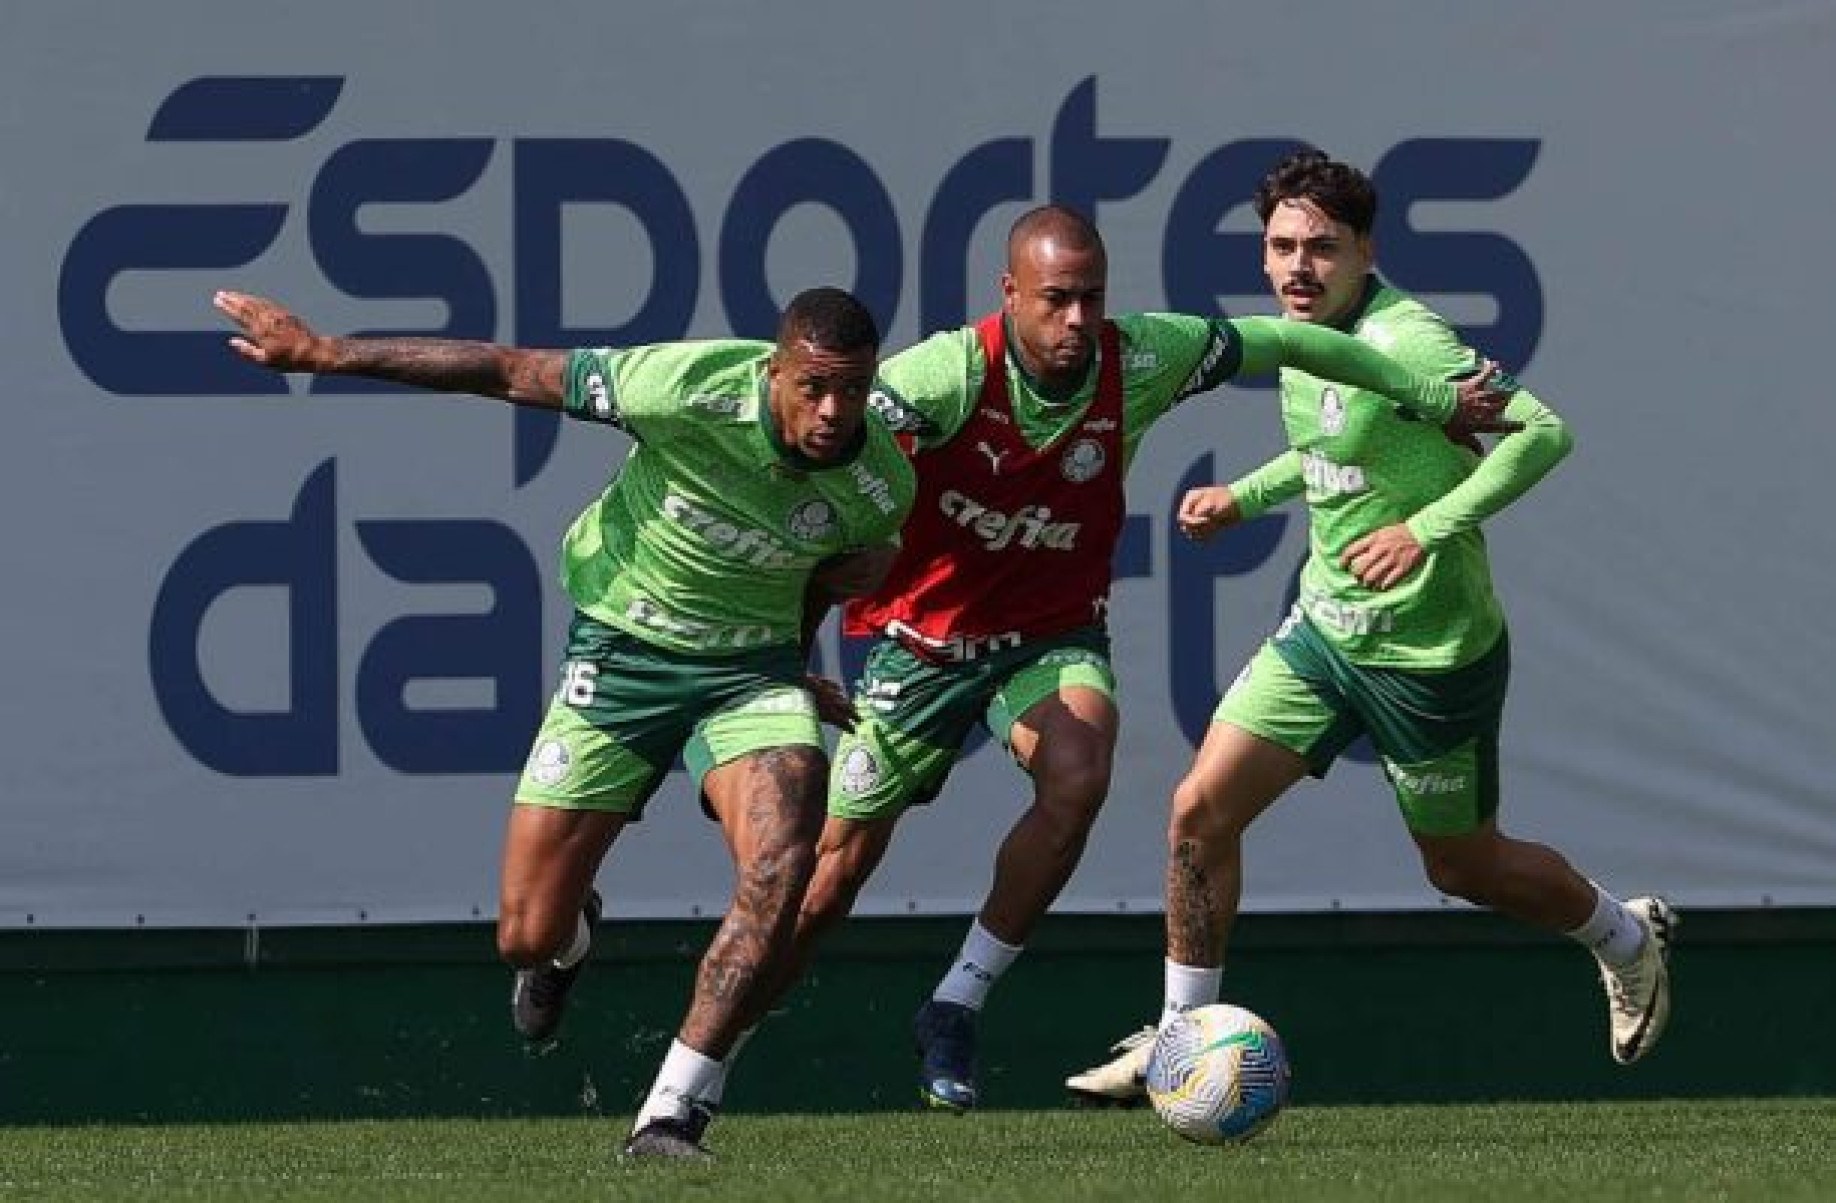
[621,1102,715,1161]
[511,887,603,1042]
[1065,1025,1155,1106]
[1598,895,1677,1065]
[912,998,980,1112]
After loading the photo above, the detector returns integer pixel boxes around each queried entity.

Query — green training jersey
[1229,281,1572,670]
[558,340,915,655]
[867,312,1460,464]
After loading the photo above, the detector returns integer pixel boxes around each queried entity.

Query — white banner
[4,2,1832,925]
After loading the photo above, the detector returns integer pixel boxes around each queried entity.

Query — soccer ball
[1145,1003,1291,1145]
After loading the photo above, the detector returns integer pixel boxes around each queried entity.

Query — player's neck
[1325,275,1383,332]
[1003,316,1090,404]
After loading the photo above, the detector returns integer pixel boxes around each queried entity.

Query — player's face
[767,339,878,463]
[1262,199,1374,326]
[1002,235,1107,391]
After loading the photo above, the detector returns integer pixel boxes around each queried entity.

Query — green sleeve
[1227,450,1304,521]
[562,344,692,442]
[1405,388,1574,549]
[1111,314,1238,458]
[1229,316,1458,422]
[874,329,980,448]
[563,348,631,428]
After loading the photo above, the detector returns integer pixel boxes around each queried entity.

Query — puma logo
[976,440,1010,475]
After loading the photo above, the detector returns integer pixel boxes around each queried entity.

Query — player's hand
[1440,426,1487,455]
[214,290,325,372]
[805,673,859,731]
[1340,522,1425,590]
[1176,486,1241,542]
[1448,359,1523,438]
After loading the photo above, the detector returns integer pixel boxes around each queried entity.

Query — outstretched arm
[1227,316,1512,430]
[214,290,567,409]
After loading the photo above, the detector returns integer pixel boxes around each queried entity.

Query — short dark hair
[778,287,881,354]
[1253,148,1378,236]
[1006,203,1104,265]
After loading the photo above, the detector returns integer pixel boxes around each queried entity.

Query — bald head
[1006,204,1105,270]
[999,204,1107,394]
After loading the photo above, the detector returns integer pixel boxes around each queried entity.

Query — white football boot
[1065,1025,1156,1105]
[1597,895,1678,1064]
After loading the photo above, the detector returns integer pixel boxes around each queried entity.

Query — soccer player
[767,204,1514,1112]
[1064,149,1675,1105]
[213,286,915,1159]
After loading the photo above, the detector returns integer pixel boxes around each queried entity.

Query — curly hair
[1252,148,1378,235]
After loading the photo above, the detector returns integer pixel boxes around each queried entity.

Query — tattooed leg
[1166,836,1223,966]
[682,745,823,1055]
[1163,724,1309,967]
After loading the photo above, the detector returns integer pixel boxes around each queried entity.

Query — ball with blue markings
[1146,1003,1291,1144]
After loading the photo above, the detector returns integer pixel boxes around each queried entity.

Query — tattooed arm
[213,289,566,408]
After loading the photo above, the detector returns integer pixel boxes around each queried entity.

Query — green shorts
[1215,613,1510,836]
[829,628,1116,822]
[515,611,822,817]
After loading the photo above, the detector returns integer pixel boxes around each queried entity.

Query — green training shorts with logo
[1215,611,1510,836]
[828,628,1115,822]
[515,611,822,816]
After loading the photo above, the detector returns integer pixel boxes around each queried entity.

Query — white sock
[633,1039,723,1132]
[932,920,1023,1010]
[705,1026,756,1107]
[552,908,592,970]
[1566,883,1647,967]
[1160,959,1223,1026]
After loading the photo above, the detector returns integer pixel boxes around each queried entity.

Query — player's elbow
[1544,417,1576,463]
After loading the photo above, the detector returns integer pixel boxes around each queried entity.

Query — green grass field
[1,1100,1829,1202]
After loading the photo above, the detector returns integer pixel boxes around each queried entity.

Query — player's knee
[495,909,554,968]
[1051,755,1113,817]
[1032,764,1110,848]
[1420,846,1493,903]
[1168,776,1245,849]
[743,833,819,913]
[799,851,869,934]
